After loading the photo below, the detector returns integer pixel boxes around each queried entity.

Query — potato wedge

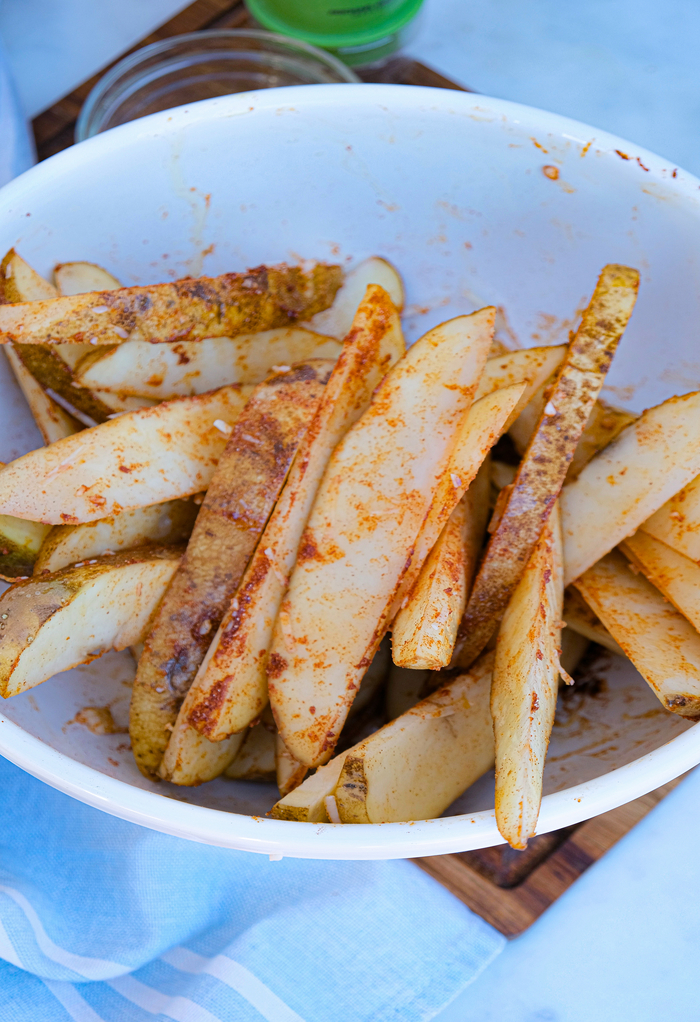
[391,457,491,670]
[640,473,700,563]
[0,262,342,345]
[275,734,308,796]
[565,400,637,481]
[34,498,200,575]
[0,248,56,303]
[225,716,276,782]
[456,264,639,667]
[573,551,700,718]
[97,391,158,414]
[54,261,121,295]
[334,652,495,824]
[559,627,589,677]
[0,514,51,581]
[4,344,81,444]
[132,361,329,779]
[274,381,520,767]
[0,383,253,524]
[267,309,497,768]
[0,249,114,423]
[621,531,700,633]
[562,586,624,656]
[75,328,342,400]
[561,390,700,585]
[474,343,567,430]
[0,546,182,698]
[349,634,392,717]
[265,310,506,768]
[159,727,245,786]
[392,500,471,670]
[492,503,563,849]
[305,257,404,338]
[511,387,637,483]
[388,386,523,639]
[10,343,114,424]
[182,285,405,742]
[384,665,430,720]
[270,751,351,822]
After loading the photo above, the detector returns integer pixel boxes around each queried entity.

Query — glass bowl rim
[76,27,360,142]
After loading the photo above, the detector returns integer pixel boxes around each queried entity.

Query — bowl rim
[75,28,360,142]
[1,82,699,857]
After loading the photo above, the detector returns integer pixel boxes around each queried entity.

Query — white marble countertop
[0,3,699,1018]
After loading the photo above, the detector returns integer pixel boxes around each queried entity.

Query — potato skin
[34,499,199,576]
[0,249,114,422]
[130,360,331,779]
[0,263,343,346]
[0,546,182,695]
[457,264,639,667]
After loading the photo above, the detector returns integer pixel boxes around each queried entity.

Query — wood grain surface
[415,777,683,937]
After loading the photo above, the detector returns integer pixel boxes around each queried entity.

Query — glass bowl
[76,29,360,141]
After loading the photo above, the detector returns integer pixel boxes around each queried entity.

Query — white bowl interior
[0,84,699,858]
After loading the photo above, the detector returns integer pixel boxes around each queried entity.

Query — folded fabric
[0,756,505,1021]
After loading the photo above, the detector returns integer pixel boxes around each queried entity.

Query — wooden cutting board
[30,0,679,938]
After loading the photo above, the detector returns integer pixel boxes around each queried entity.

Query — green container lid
[246,0,424,65]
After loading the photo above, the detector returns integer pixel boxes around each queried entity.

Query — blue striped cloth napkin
[0,756,505,1021]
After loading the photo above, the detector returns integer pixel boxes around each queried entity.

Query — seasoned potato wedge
[267,309,496,767]
[565,400,637,481]
[391,458,490,670]
[0,546,182,698]
[54,261,121,295]
[561,390,700,585]
[4,344,80,444]
[96,390,157,414]
[75,328,342,400]
[0,249,114,423]
[474,343,567,430]
[574,551,700,718]
[270,379,520,768]
[562,586,624,656]
[305,257,404,338]
[132,361,329,779]
[456,264,639,667]
[0,514,51,581]
[389,385,523,638]
[159,727,245,786]
[349,634,392,717]
[0,383,253,524]
[34,498,200,575]
[270,752,351,822]
[384,665,430,721]
[224,717,276,782]
[492,503,563,849]
[183,285,405,742]
[559,627,590,677]
[334,653,495,824]
[275,734,308,796]
[0,262,342,345]
[511,389,637,483]
[0,248,56,303]
[640,473,700,563]
[621,531,700,632]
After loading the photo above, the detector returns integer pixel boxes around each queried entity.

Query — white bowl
[1,84,699,859]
